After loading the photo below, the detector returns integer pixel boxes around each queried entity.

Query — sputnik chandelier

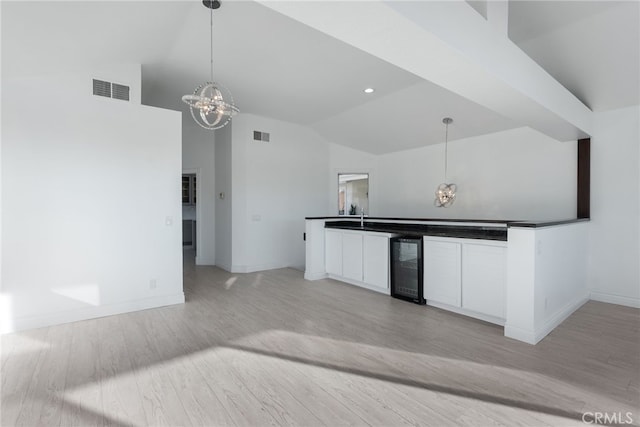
[434,117,457,208]
[182,0,239,130]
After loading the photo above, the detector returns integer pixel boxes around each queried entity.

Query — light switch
[251,214,261,222]
[165,216,173,226]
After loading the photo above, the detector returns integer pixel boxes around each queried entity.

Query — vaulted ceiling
[2,1,638,154]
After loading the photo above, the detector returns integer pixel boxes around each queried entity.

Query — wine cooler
[390,236,425,305]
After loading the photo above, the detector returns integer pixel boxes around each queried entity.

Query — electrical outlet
[149,279,157,290]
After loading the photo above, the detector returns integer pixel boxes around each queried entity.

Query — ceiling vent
[253,130,270,142]
[93,79,130,101]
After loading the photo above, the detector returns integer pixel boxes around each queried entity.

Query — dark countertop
[306,216,510,224]
[307,216,589,230]
[324,221,508,241]
[506,218,590,228]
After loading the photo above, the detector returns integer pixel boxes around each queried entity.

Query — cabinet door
[325,230,342,276]
[462,244,506,318]
[423,239,461,307]
[363,234,389,289]
[342,232,363,281]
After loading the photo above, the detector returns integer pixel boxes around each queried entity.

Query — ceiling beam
[257,0,593,141]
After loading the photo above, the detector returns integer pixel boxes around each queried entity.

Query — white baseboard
[327,274,389,295]
[304,271,328,281]
[590,291,640,308]
[505,292,589,345]
[533,292,589,344]
[426,301,505,326]
[195,256,215,266]
[231,263,289,274]
[214,260,232,272]
[4,293,185,334]
[504,324,537,345]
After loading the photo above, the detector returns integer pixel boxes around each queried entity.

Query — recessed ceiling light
[363,88,375,94]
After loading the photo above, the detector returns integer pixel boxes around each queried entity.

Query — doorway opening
[182,170,200,264]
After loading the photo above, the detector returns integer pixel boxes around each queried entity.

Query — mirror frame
[338,172,369,216]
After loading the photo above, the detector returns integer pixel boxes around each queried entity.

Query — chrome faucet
[360,208,365,227]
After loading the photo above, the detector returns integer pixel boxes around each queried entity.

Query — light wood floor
[2,250,639,426]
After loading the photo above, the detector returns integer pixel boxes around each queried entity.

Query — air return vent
[93,79,111,98]
[92,79,130,101]
[253,130,270,142]
[112,83,130,101]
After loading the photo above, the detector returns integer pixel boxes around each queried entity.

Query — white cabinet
[363,234,390,290]
[342,232,363,281]
[462,243,506,318]
[423,236,507,323]
[325,230,342,276]
[423,239,462,307]
[325,229,393,293]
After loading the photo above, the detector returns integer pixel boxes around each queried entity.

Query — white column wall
[588,105,640,307]
[215,123,233,271]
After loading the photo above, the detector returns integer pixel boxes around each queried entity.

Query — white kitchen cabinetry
[462,243,506,319]
[363,234,390,290]
[325,230,342,276]
[423,236,507,324]
[325,229,394,293]
[342,232,364,281]
[423,239,462,307]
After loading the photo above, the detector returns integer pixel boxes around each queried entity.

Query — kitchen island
[305,216,589,345]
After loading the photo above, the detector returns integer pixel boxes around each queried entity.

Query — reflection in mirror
[338,173,369,215]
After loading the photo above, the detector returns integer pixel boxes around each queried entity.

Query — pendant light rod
[210,4,213,81]
[204,0,220,81]
[442,117,452,181]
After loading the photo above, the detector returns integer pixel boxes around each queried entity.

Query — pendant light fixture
[434,117,457,208]
[182,0,239,130]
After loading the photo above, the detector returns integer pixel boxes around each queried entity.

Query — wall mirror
[338,173,369,215]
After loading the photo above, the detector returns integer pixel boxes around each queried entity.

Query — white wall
[215,122,233,271]
[374,127,577,220]
[1,71,184,333]
[182,117,216,265]
[588,105,640,307]
[229,114,329,272]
